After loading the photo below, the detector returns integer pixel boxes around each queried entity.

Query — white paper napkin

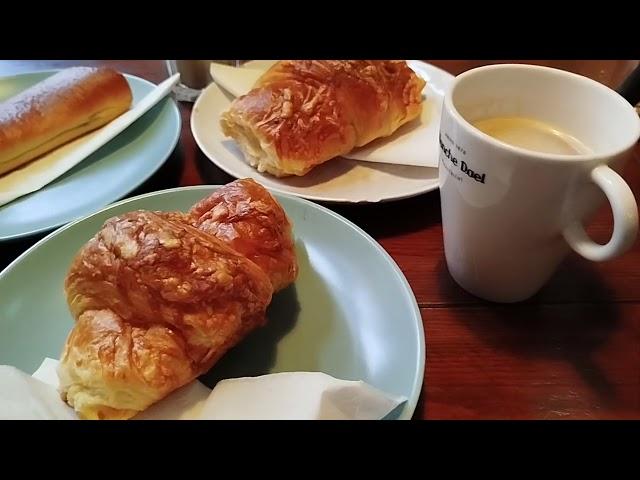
[0,358,406,420]
[209,62,440,168]
[210,63,264,98]
[199,371,407,420]
[0,365,77,420]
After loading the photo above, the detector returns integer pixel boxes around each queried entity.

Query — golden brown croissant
[188,179,298,292]
[0,67,132,176]
[220,60,426,177]
[60,211,273,419]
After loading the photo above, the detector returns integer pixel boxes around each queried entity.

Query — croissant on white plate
[220,60,426,177]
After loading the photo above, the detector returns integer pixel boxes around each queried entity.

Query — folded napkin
[0,365,77,420]
[198,371,406,420]
[209,62,444,168]
[0,358,406,420]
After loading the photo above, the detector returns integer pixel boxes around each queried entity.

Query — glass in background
[166,60,243,102]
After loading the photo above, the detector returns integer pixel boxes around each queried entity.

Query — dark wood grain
[1,59,638,420]
[421,304,640,419]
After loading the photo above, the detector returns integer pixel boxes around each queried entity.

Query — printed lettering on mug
[439,133,487,185]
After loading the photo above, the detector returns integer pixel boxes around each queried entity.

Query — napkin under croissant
[59,179,298,419]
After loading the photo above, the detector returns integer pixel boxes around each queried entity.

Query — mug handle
[563,165,638,261]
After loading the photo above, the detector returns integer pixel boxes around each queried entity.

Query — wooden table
[1,60,638,420]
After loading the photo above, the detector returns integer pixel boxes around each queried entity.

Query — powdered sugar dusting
[0,67,96,124]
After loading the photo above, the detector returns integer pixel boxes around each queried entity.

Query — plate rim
[191,60,451,204]
[0,184,426,420]
[0,69,182,242]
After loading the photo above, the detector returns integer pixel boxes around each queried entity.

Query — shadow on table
[128,143,185,197]
[195,149,235,185]
[436,257,621,406]
[412,389,427,420]
[327,189,442,239]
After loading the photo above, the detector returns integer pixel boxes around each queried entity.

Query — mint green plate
[0,70,181,241]
[0,186,425,420]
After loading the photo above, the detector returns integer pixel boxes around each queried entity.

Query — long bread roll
[0,67,132,176]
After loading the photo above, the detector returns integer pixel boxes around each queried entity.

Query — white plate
[191,60,454,203]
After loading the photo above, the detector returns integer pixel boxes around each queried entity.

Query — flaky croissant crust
[220,60,426,177]
[189,178,298,292]
[61,211,273,419]
[59,180,298,419]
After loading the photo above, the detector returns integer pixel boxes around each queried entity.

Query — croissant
[220,60,426,177]
[188,178,298,292]
[59,211,273,419]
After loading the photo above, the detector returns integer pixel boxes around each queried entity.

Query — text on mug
[439,134,486,184]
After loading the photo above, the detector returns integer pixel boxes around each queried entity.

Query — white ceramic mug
[438,64,640,303]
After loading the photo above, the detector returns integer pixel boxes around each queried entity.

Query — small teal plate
[0,186,425,419]
[0,70,181,241]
